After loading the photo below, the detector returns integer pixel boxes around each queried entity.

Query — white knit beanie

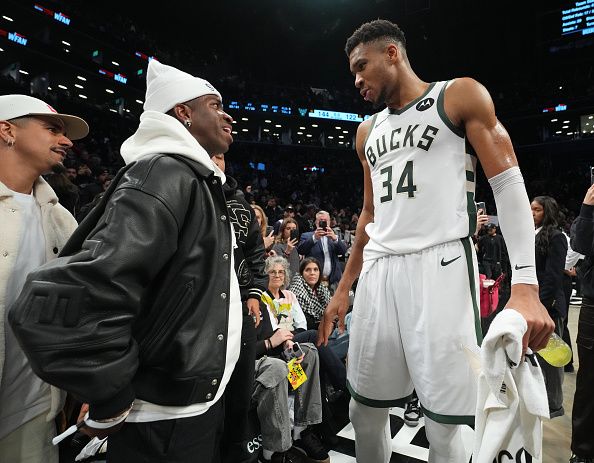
[143,60,221,113]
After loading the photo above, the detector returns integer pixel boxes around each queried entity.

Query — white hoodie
[120,110,242,422]
[120,110,226,182]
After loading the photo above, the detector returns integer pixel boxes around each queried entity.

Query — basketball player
[317,20,555,463]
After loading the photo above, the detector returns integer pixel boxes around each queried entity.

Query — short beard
[373,87,388,110]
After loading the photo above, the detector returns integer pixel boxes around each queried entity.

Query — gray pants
[0,412,58,463]
[252,343,322,453]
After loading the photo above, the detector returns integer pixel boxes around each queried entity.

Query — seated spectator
[262,257,346,394]
[272,218,300,276]
[297,210,347,288]
[254,269,328,463]
[252,204,275,254]
[289,258,331,331]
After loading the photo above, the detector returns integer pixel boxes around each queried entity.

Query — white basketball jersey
[363,80,477,260]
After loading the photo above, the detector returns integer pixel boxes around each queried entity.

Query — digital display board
[308,109,367,122]
[562,0,594,36]
[542,104,568,112]
[0,29,28,46]
[34,4,71,25]
[226,101,367,122]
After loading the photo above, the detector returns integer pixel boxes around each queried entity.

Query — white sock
[263,449,274,460]
[293,425,307,441]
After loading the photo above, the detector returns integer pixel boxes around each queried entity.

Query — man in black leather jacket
[9,60,241,462]
[569,184,594,463]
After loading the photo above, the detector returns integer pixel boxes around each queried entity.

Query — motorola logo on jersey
[416,98,435,111]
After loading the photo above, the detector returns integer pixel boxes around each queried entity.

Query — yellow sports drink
[538,333,572,367]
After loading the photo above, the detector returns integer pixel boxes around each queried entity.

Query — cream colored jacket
[0,177,77,421]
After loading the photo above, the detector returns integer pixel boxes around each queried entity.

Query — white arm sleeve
[488,166,538,286]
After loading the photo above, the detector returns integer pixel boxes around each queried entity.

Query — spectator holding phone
[272,218,300,275]
[252,204,275,254]
[254,257,328,463]
[297,210,347,288]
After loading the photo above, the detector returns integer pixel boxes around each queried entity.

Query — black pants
[220,311,257,463]
[571,299,594,458]
[107,399,224,462]
[482,260,501,280]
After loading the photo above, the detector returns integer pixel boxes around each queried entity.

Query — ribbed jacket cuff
[89,384,135,420]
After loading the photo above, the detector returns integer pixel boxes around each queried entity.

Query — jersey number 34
[380,161,417,203]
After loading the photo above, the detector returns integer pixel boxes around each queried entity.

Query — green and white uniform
[348,80,481,423]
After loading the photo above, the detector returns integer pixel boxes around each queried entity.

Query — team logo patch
[416,98,434,111]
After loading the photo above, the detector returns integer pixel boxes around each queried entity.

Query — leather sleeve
[9,183,183,419]
[571,204,594,256]
[242,200,268,300]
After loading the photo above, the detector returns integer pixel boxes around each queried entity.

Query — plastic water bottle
[538,332,572,367]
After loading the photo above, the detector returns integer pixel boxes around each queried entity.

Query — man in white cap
[0,94,88,462]
[9,61,241,462]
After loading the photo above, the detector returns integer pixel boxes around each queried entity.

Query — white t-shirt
[0,191,50,439]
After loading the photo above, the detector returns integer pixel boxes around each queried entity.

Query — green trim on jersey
[437,81,465,138]
[461,238,483,345]
[467,192,477,238]
[388,82,436,115]
[347,381,414,408]
[362,113,379,154]
[421,406,475,427]
[465,138,477,157]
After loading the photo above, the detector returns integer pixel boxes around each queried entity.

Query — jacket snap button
[206,393,213,400]
[53,247,59,254]
[2,251,8,257]
[211,378,218,386]
[220,292,227,300]
[220,214,227,221]
[9,208,16,213]
[211,179,218,185]
[217,334,224,341]
[223,253,229,260]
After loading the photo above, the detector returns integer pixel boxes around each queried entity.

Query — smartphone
[319,219,328,229]
[590,166,594,185]
[283,342,304,361]
[476,201,486,215]
[290,229,299,241]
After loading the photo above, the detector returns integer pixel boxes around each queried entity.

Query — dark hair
[276,218,299,244]
[299,257,322,289]
[345,19,406,57]
[533,196,561,257]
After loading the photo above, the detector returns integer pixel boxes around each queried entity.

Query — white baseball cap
[0,94,89,140]
[144,60,221,113]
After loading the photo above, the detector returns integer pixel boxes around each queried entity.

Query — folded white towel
[473,309,548,463]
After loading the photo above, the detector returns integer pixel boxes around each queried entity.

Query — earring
[185,120,192,128]
[7,139,14,147]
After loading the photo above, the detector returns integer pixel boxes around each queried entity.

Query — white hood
[120,110,225,183]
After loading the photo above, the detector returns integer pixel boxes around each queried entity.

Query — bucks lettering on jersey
[363,80,477,260]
